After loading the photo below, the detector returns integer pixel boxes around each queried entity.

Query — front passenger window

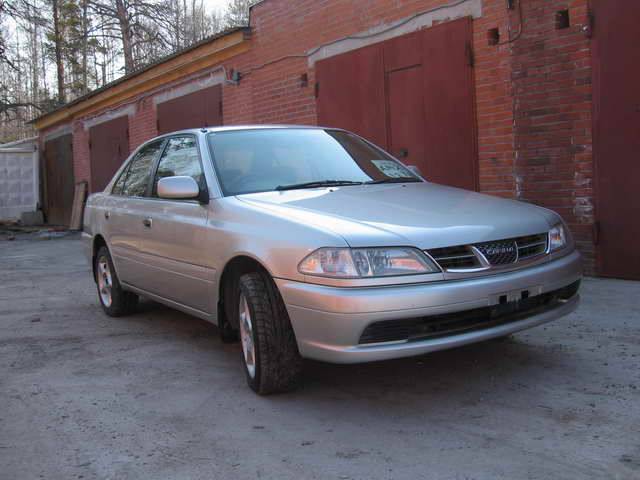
[153,136,204,196]
[122,140,164,197]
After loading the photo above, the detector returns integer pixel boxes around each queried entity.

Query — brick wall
[129,96,158,150]
[508,0,593,271]
[39,0,596,272]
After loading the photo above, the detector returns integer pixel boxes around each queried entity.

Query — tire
[94,246,138,317]
[237,271,303,394]
[217,301,239,343]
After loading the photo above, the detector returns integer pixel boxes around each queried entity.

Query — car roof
[155,124,334,138]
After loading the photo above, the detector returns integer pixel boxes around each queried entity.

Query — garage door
[156,85,223,135]
[316,17,477,191]
[44,134,74,226]
[592,0,640,279]
[89,116,130,193]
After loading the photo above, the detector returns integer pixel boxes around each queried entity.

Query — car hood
[236,182,560,249]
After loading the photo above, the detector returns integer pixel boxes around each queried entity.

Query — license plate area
[489,285,543,317]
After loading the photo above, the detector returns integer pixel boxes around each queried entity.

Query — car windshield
[207,128,421,196]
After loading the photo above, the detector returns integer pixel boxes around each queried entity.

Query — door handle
[143,218,153,228]
[398,148,409,158]
[104,211,110,220]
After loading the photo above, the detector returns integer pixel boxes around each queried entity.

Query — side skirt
[121,281,217,325]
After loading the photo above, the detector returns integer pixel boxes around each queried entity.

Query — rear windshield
[207,128,419,196]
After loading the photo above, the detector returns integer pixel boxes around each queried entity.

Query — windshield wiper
[275,180,364,191]
[365,177,422,184]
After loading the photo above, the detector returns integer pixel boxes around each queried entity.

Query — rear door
[103,140,165,287]
[134,135,212,313]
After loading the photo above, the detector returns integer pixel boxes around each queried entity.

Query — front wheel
[237,271,303,394]
[94,246,138,317]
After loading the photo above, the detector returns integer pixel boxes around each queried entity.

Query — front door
[135,135,213,313]
[592,0,640,279]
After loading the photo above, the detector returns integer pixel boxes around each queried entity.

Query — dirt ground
[1,234,639,480]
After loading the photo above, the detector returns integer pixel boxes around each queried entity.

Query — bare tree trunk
[52,0,66,103]
[81,0,88,93]
[30,0,40,108]
[115,0,134,73]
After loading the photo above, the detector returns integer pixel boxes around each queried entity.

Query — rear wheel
[237,271,303,394]
[94,246,138,317]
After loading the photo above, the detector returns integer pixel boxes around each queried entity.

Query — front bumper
[276,249,582,363]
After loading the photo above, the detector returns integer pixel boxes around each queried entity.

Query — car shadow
[128,298,561,411]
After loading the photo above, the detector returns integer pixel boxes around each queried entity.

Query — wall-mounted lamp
[488,28,500,45]
[231,69,242,83]
[555,10,570,29]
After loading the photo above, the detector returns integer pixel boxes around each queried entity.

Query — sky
[202,0,234,14]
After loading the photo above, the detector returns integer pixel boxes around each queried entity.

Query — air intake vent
[515,233,548,260]
[428,245,481,271]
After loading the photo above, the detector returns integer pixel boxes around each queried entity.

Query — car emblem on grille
[485,245,515,255]
[475,240,518,265]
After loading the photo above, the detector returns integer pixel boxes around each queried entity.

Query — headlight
[548,224,567,252]
[298,247,440,278]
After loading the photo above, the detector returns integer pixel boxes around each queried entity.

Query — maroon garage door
[592,0,640,279]
[156,85,223,135]
[316,17,477,191]
[89,116,130,193]
[44,134,75,226]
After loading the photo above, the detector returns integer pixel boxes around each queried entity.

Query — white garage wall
[0,137,39,221]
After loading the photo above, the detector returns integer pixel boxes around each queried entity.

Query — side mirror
[407,165,423,177]
[157,176,200,200]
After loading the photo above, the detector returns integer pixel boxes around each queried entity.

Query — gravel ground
[1,235,639,480]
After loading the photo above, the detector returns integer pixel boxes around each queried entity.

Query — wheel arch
[91,234,108,282]
[218,254,271,330]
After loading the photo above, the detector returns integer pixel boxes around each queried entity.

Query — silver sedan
[83,126,582,394]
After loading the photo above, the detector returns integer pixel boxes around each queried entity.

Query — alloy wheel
[239,292,256,378]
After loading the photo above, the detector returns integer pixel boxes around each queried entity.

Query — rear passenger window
[111,163,130,195]
[122,140,164,197]
[153,136,204,195]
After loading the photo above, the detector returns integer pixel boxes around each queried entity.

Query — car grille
[358,280,580,345]
[515,233,548,260]
[427,233,549,271]
[428,245,481,270]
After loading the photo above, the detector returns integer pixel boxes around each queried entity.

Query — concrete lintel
[153,71,226,106]
[83,105,136,130]
[43,125,72,142]
[308,0,482,66]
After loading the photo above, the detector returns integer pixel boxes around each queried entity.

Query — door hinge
[314,82,320,98]
[466,42,475,67]
[584,10,594,38]
[593,220,601,245]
